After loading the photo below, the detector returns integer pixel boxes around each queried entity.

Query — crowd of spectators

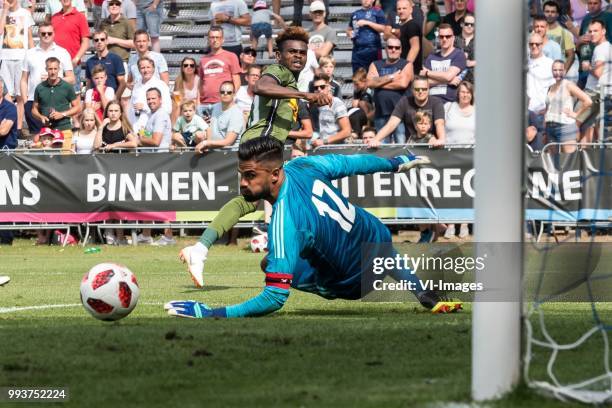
[0,0,609,245]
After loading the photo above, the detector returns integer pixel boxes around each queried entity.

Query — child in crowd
[30,127,64,149]
[94,100,137,152]
[408,111,435,144]
[85,65,115,121]
[250,0,286,57]
[311,56,342,97]
[73,109,98,154]
[172,99,210,148]
[360,126,376,144]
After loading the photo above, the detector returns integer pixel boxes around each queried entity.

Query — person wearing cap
[31,127,64,149]
[99,0,135,65]
[0,79,18,150]
[239,46,257,85]
[250,0,286,58]
[20,22,75,136]
[31,57,82,152]
[101,0,137,30]
[307,1,336,59]
[293,0,329,27]
[210,0,251,58]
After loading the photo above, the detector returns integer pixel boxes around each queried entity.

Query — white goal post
[472,0,525,401]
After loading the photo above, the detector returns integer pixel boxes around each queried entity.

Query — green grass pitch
[0,238,604,407]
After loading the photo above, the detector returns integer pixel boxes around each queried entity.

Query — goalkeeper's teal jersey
[266,154,394,300]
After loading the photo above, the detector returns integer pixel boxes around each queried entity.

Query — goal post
[472,0,526,401]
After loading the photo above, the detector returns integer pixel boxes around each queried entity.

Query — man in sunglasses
[85,30,127,100]
[455,12,475,84]
[179,27,333,288]
[441,0,467,36]
[100,0,135,66]
[420,23,466,102]
[20,22,75,135]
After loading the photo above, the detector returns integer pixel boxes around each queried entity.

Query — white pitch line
[0,301,164,314]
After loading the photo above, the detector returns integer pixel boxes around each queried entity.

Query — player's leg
[179,195,258,287]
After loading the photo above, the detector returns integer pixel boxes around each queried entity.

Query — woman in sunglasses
[171,57,200,123]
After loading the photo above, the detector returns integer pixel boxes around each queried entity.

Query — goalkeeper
[179,26,332,287]
[166,137,461,318]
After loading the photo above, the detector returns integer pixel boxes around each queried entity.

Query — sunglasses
[439,34,454,39]
[40,31,53,37]
[244,51,257,57]
[463,22,474,27]
[414,87,428,92]
[387,45,401,50]
[108,2,121,5]
[94,38,106,42]
[529,42,542,47]
[183,63,195,68]
[220,90,234,95]
[313,84,327,90]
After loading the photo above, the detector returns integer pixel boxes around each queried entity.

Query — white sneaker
[153,236,177,246]
[179,243,208,288]
[0,276,10,286]
[459,224,470,238]
[136,234,153,244]
[444,225,455,239]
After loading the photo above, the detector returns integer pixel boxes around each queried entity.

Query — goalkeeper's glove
[164,300,224,318]
[388,154,430,172]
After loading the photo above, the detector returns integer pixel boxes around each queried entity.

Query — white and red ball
[250,233,268,253]
[80,263,140,321]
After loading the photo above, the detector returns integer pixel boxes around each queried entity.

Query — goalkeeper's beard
[240,185,269,202]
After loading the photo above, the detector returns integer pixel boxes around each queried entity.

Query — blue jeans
[375,116,406,144]
[137,3,162,37]
[73,65,82,94]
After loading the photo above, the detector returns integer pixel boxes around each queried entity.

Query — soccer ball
[250,233,268,253]
[80,263,140,321]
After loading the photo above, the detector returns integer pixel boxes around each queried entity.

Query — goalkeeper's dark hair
[276,26,309,52]
[238,137,284,164]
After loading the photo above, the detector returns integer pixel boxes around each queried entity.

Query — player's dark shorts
[251,23,273,39]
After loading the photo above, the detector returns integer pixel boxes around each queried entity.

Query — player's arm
[304,153,429,180]
[253,74,332,106]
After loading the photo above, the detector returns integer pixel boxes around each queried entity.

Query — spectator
[290,139,307,158]
[577,19,610,143]
[385,0,424,32]
[288,100,314,141]
[308,56,341,97]
[20,23,74,136]
[99,0,136,64]
[532,14,563,61]
[385,0,423,74]
[367,36,413,143]
[368,76,445,147]
[543,0,576,72]
[442,0,467,36]
[409,110,435,143]
[135,0,163,52]
[545,59,592,152]
[94,100,137,151]
[31,127,64,149]
[85,30,126,99]
[527,32,555,146]
[51,0,90,95]
[101,0,137,30]
[293,0,329,27]
[85,65,115,120]
[138,87,172,150]
[31,57,82,152]
[0,0,34,137]
[348,68,374,138]
[347,0,387,73]
[576,0,612,88]
[250,0,285,58]
[0,79,18,150]
[420,23,466,103]
[422,0,441,45]
[296,49,319,92]
[45,0,87,21]
[171,57,200,124]
[172,99,209,148]
[198,26,242,117]
[72,108,98,153]
[444,80,475,145]
[310,73,351,147]
[128,57,171,132]
[235,64,261,121]
[526,111,547,151]
[195,81,244,152]
[127,29,169,87]
[210,0,251,58]
[361,125,376,144]
[239,46,257,85]
[308,1,336,59]
[455,13,476,84]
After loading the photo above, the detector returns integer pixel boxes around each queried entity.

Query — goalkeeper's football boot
[395,154,431,172]
[179,243,208,288]
[417,290,463,314]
